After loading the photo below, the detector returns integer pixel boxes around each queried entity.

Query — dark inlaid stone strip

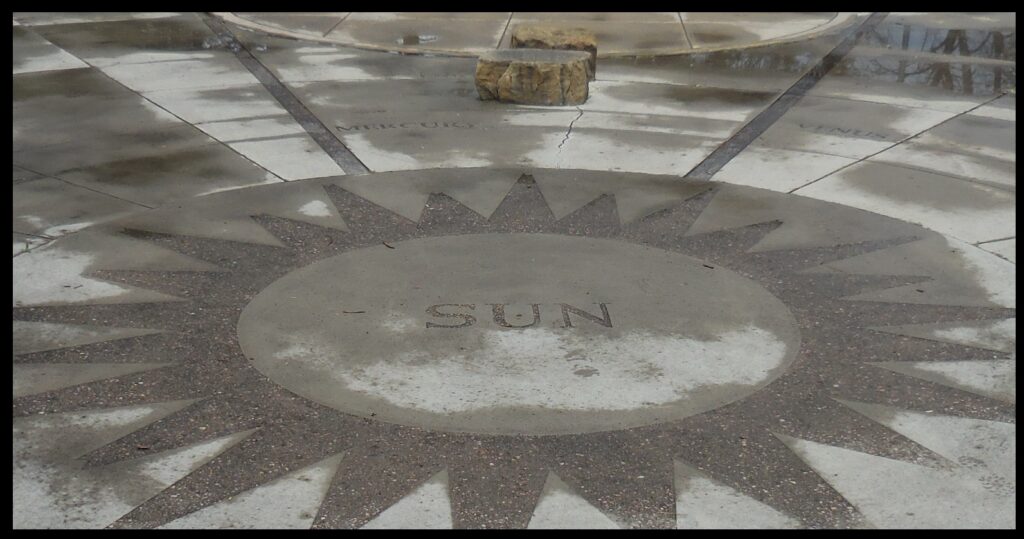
[683,12,889,181]
[200,14,371,176]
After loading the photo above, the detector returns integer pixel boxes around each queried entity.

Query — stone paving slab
[12,27,89,75]
[13,12,182,26]
[870,114,1015,190]
[749,95,959,160]
[11,12,1016,530]
[797,160,1015,245]
[979,238,1016,263]
[13,178,145,239]
[28,14,222,67]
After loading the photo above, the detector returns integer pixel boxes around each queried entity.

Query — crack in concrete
[558,107,584,151]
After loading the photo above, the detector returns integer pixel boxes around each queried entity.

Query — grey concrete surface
[220,12,858,57]
[11,11,1016,530]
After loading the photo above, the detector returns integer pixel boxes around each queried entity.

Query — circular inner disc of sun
[238,233,802,435]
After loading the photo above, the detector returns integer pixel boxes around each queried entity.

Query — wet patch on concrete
[12,26,89,74]
[751,96,957,159]
[14,178,145,239]
[13,12,182,27]
[54,142,273,204]
[687,25,763,48]
[31,15,219,65]
[329,17,507,55]
[797,160,1014,244]
[223,12,852,58]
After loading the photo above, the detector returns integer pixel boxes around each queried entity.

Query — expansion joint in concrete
[683,12,889,182]
[200,13,372,176]
[788,91,1010,194]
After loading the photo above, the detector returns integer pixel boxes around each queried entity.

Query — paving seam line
[677,13,694,50]
[682,12,889,181]
[13,164,156,211]
[788,91,1009,194]
[322,13,351,38]
[497,12,514,49]
[975,236,1015,246]
[13,23,293,189]
[201,13,372,176]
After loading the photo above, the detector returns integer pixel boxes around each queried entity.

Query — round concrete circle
[238,232,801,435]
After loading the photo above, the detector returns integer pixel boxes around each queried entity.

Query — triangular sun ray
[417,192,492,235]
[829,366,1016,422]
[487,174,557,233]
[119,227,295,271]
[671,220,784,264]
[13,331,178,365]
[446,438,548,529]
[323,183,420,241]
[760,390,948,466]
[767,273,933,301]
[110,422,345,529]
[619,187,716,244]
[740,235,922,275]
[77,386,289,468]
[313,432,447,529]
[12,363,194,418]
[545,432,676,529]
[796,327,1013,365]
[552,193,621,238]
[12,302,194,330]
[249,213,353,264]
[839,301,1015,328]
[87,269,233,302]
[668,420,862,528]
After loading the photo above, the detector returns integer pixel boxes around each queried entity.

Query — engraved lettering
[797,123,889,141]
[426,304,476,328]
[560,303,613,328]
[426,302,613,329]
[490,303,541,328]
[336,121,475,132]
[335,124,373,131]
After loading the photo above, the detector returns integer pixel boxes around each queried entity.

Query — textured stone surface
[511,25,598,79]
[11,11,1018,530]
[12,170,1017,529]
[476,49,590,106]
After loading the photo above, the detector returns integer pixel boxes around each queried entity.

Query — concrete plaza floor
[11,12,1016,528]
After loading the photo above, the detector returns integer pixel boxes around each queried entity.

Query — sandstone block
[511,25,597,79]
[475,49,590,106]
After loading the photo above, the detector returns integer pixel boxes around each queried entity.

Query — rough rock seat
[475,49,591,106]
[511,25,598,79]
